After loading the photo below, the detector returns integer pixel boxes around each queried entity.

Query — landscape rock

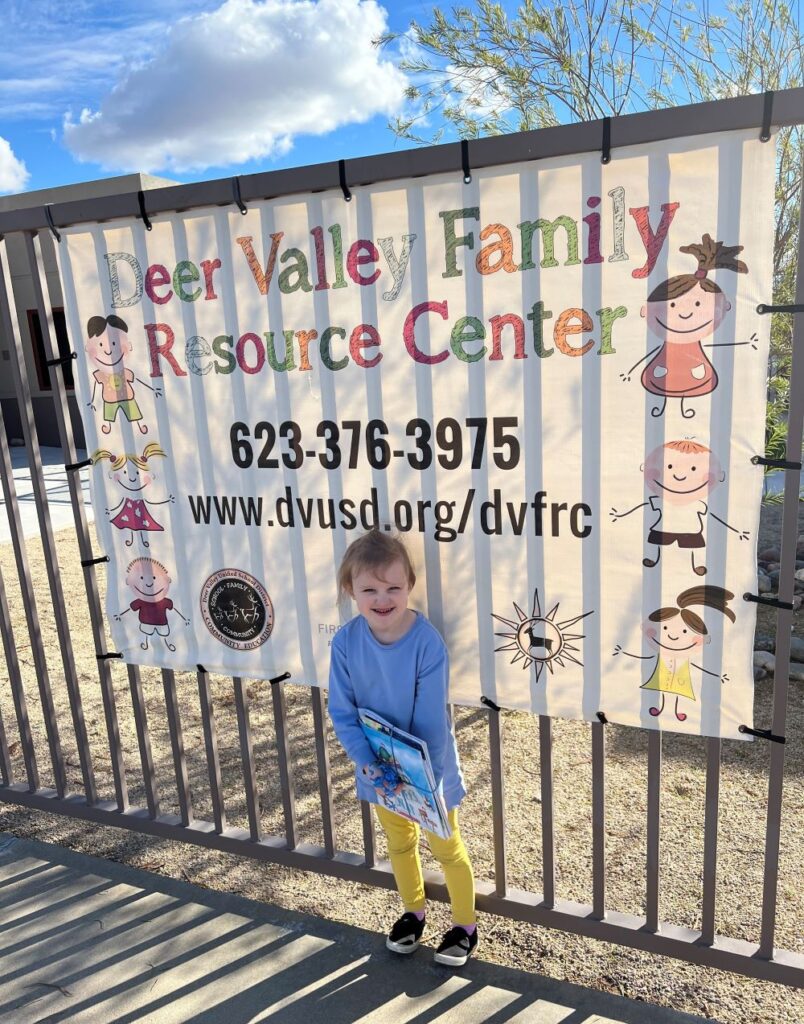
[753,635,775,653]
[753,650,776,673]
[790,667,804,683]
[758,547,780,562]
[790,636,804,663]
[753,665,767,682]
[795,568,804,583]
[757,572,772,593]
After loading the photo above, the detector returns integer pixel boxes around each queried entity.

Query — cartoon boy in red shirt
[115,557,188,651]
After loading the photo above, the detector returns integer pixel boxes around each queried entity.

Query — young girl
[328,530,477,966]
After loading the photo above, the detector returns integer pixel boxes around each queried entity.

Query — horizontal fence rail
[0,89,802,991]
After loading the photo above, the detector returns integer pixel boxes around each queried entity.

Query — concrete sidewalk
[0,832,714,1024]
[0,446,93,542]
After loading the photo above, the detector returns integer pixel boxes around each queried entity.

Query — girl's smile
[351,559,415,643]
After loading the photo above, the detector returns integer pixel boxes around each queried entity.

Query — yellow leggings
[374,805,476,925]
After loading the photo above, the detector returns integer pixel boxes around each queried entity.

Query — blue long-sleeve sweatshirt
[328,611,467,810]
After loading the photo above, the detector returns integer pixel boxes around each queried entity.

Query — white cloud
[0,138,30,193]
[63,0,408,173]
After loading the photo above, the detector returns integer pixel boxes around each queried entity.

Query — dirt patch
[0,506,802,1024]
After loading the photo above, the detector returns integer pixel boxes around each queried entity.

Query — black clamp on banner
[751,454,802,471]
[137,190,153,231]
[601,116,612,164]
[44,205,61,243]
[461,139,471,184]
[46,351,76,368]
[97,651,123,661]
[338,159,352,202]
[743,592,795,612]
[596,711,608,725]
[232,176,247,215]
[65,457,92,472]
[480,695,501,712]
[757,303,804,315]
[739,724,785,744]
[81,555,109,568]
[270,671,292,685]
[760,89,774,142]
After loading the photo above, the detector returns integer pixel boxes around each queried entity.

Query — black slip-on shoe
[386,911,426,954]
[433,925,478,966]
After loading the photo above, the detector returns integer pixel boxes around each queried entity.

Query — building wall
[0,173,177,450]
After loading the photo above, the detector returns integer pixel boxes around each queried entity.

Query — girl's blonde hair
[92,442,166,471]
[337,530,416,601]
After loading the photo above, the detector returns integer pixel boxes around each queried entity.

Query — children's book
[358,708,451,838]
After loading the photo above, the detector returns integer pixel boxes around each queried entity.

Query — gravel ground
[0,505,802,1024]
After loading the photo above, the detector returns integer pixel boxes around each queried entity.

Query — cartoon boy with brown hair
[86,315,161,435]
[115,557,188,651]
[620,234,752,419]
[610,439,749,576]
[613,585,735,722]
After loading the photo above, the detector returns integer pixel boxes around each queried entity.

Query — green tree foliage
[383,1,803,493]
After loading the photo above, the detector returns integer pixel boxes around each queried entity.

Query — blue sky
[0,0,796,196]
[0,0,438,194]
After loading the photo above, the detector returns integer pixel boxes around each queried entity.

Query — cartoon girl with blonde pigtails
[620,234,755,419]
[92,443,175,548]
[613,586,735,723]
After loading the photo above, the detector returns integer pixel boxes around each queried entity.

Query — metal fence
[0,90,802,989]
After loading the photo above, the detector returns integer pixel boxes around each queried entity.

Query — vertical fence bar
[162,669,192,826]
[0,565,38,790]
[198,669,226,834]
[646,730,662,932]
[758,164,804,960]
[487,703,508,898]
[233,677,261,842]
[0,703,11,785]
[700,737,721,945]
[361,801,376,867]
[270,679,297,849]
[310,686,335,857]
[0,406,66,796]
[0,236,99,803]
[29,229,129,806]
[591,720,606,920]
[128,665,160,820]
[539,715,555,908]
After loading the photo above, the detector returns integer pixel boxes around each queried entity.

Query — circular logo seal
[200,569,274,650]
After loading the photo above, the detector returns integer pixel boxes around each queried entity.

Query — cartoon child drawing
[85,315,161,434]
[613,585,735,722]
[92,443,175,548]
[620,234,752,419]
[610,439,749,575]
[115,557,188,652]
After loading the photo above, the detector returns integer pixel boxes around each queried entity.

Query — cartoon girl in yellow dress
[613,586,735,722]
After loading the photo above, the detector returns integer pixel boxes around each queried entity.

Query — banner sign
[58,128,775,739]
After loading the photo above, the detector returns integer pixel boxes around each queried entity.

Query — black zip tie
[601,116,611,164]
[757,303,804,314]
[480,695,501,712]
[137,190,152,231]
[760,89,774,142]
[81,555,109,568]
[232,176,247,215]
[461,139,471,184]
[66,457,92,472]
[338,160,351,202]
[269,671,292,685]
[97,651,123,661]
[751,455,802,471]
[596,711,608,725]
[46,351,76,368]
[739,724,785,744]
[44,205,61,243]
[743,592,794,611]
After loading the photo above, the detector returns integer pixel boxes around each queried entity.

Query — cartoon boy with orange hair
[115,557,188,651]
[610,439,749,576]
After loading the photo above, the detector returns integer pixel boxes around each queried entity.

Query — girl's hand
[362,761,382,783]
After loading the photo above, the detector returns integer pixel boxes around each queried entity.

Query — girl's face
[645,613,705,653]
[350,558,412,640]
[111,461,152,491]
[641,282,730,344]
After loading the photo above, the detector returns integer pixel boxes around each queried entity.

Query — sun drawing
[492,589,593,682]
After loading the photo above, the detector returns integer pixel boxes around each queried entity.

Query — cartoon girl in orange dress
[613,586,735,722]
[620,235,751,419]
[92,443,175,547]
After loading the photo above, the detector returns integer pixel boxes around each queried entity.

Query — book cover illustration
[358,708,450,839]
